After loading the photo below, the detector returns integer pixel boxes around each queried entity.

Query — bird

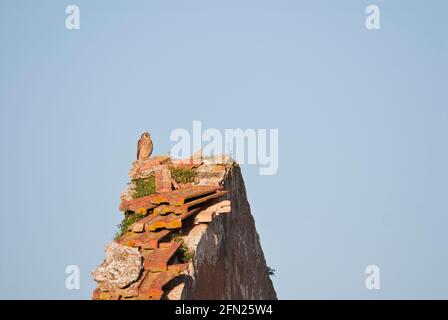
[137,132,153,161]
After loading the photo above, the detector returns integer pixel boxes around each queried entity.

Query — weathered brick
[151,186,224,206]
[141,242,180,272]
[92,288,120,300]
[129,156,171,180]
[146,208,201,231]
[154,167,172,193]
[121,186,224,212]
[138,270,180,300]
[111,271,149,299]
[119,196,157,213]
[170,158,202,166]
[117,229,173,249]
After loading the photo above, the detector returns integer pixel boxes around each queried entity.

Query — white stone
[92,242,142,290]
[195,210,216,224]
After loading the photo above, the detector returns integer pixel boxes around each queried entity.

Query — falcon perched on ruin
[137,132,153,161]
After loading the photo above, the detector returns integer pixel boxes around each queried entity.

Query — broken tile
[138,270,180,300]
[194,210,215,224]
[117,229,173,249]
[146,208,201,231]
[141,242,180,272]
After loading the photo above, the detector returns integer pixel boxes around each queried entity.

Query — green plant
[177,242,195,263]
[131,176,156,199]
[169,231,195,263]
[168,230,183,242]
[114,212,144,240]
[267,266,276,276]
[170,167,197,184]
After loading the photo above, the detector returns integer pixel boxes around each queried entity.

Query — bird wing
[137,138,143,159]
[148,140,153,157]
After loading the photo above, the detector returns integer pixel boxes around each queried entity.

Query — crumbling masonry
[92,154,276,300]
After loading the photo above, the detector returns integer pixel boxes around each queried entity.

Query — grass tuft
[131,176,156,199]
[170,167,197,184]
[168,231,195,263]
[267,266,276,276]
[114,212,145,240]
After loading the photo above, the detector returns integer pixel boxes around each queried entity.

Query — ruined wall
[93,155,276,300]
[169,165,277,300]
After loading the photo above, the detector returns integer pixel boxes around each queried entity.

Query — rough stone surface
[155,167,172,193]
[92,242,143,290]
[129,156,171,180]
[120,183,136,202]
[195,164,227,186]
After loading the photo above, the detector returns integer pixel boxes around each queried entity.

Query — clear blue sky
[0,0,447,299]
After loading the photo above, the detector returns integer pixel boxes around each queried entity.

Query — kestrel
[137,132,153,161]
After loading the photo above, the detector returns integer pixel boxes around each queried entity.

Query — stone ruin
[92,152,276,300]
